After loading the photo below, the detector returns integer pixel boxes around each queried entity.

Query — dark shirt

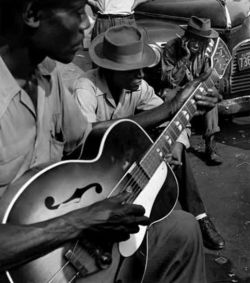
[161,37,209,89]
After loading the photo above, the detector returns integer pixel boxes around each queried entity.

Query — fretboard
[139,69,219,178]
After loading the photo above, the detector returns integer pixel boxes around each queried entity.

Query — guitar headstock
[209,37,232,79]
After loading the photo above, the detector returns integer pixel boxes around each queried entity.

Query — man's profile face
[34,0,90,63]
[113,69,144,92]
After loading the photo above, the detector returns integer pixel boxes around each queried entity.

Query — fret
[183,104,193,118]
[141,146,164,177]
[186,99,197,115]
[157,138,170,155]
[130,168,148,191]
[118,164,149,202]
[174,119,184,132]
[162,133,173,151]
[182,107,191,122]
[169,120,184,143]
[160,139,172,156]
[167,123,180,141]
[175,113,187,131]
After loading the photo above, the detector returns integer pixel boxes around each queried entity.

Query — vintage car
[135,0,250,116]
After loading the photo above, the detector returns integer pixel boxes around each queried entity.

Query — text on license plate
[237,50,250,71]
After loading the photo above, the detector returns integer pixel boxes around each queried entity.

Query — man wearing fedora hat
[160,16,222,166]
[74,22,225,257]
[74,24,219,282]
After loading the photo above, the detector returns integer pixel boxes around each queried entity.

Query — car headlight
[148,43,162,68]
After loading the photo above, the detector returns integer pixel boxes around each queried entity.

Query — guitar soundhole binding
[44,183,103,210]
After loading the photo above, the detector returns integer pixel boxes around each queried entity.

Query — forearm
[92,100,178,133]
[130,101,178,129]
[0,212,85,271]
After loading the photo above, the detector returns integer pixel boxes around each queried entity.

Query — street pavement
[57,49,250,283]
[190,117,250,283]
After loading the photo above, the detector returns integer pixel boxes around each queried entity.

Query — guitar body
[1,120,178,283]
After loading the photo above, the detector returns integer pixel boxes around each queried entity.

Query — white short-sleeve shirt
[95,0,135,14]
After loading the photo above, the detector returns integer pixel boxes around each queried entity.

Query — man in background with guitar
[0,1,221,282]
[159,16,223,166]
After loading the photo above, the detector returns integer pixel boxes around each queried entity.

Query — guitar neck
[139,68,219,178]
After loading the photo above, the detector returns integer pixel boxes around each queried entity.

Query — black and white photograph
[0,0,249,282]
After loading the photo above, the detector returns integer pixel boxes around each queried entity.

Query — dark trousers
[141,211,206,282]
[203,105,220,138]
[174,150,206,217]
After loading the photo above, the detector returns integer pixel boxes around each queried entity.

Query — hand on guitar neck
[172,67,222,116]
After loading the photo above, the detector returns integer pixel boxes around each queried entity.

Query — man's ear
[22,2,40,28]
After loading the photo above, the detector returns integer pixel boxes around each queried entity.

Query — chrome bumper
[218,95,250,116]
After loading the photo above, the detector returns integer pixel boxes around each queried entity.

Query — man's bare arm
[0,194,148,271]
[93,70,220,133]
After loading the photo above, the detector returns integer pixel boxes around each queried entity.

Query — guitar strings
[119,101,197,204]
[46,241,79,283]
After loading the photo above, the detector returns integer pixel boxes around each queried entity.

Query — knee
[149,210,202,250]
[171,210,202,246]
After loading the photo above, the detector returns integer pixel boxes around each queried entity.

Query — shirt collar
[0,52,55,119]
[94,68,111,97]
[37,57,56,76]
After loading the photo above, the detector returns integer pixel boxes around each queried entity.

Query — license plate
[237,50,250,71]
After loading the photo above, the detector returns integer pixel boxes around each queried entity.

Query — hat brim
[89,32,157,71]
[181,26,219,38]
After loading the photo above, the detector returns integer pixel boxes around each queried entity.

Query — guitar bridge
[64,242,113,278]
[65,249,88,277]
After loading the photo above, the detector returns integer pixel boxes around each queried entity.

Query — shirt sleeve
[73,76,98,123]
[161,40,189,88]
[136,80,163,111]
[176,128,190,149]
